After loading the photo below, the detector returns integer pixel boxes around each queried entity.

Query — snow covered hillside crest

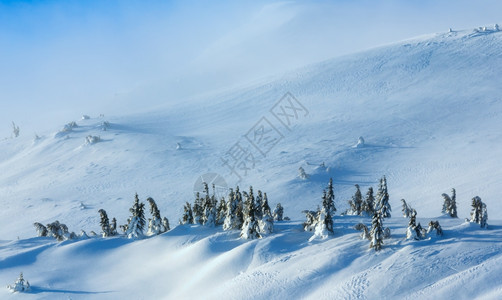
[1,26,502,299]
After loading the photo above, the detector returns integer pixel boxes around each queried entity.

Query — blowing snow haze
[1,0,501,137]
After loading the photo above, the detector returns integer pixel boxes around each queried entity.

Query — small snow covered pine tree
[181,202,194,225]
[125,193,146,239]
[34,222,48,237]
[223,188,236,230]
[324,208,334,234]
[362,187,375,216]
[427,220,443,236]
[241,191,250,220]
[480,202,488,228]
[375,176,391,218]
[110,218,117,236]
[370,211,384,251]
[98,209,111,237]
[298,166,308,179]
[470,196,483,225]
[302,209,317,232]
[258,192,274,235]
[222,201,233,231]
[255,190,264,220]
[441,193,451,215]
[262,193,272,217]
[46,220,69,241]
[192,192,203,225]
[240,192,261,239]
[234,186,244,228]
[401,199,412,218]
[321,189,328,210]
[348,184,363,215]
[442,188,458,218]
[273,203,284,221]
[309,207,333,241]
[325,178,336,216]
[450,188,458,218]
[7,272,30,293]
[147,197,167,235]
[202,183,217,227]
[406,209,419,240]
[216,198,227,226]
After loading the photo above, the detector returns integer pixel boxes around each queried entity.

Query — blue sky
[0,0,501,137]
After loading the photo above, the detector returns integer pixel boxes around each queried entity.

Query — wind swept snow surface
[1,27,502,299]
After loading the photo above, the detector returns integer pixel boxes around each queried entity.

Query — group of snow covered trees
[441,188,488,228]
[351,176,392,251]
[400,187,488,241]
[32,178,490,248]
[345,176,391,219]
[303,176,392,251]
[33,194,170,241]
[302,178,336,241]
[401,199,442,240]
[181,183,284,239]
[107,193,170,239]
[33,220,78,241]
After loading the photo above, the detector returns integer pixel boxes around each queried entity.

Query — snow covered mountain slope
[0,27,501,299]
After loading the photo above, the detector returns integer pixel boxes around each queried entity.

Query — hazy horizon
[1,0,501,137]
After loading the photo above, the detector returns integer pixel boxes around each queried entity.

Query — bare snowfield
[1,27,501,299]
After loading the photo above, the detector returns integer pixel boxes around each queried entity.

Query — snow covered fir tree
[7,272,30,293]
[222,188,241,230]
[362,187,375,216]
[309,207,333,241]
[405,206,423,240]
[257,192,274,235]
[441,188,458,218]
[324,178,336,216]
[146,197,169,235]
[273,203,284,221]
[240,188,262,239]
[470,196,488,228]
[303,178,335,240]
[375,176,391,218]
[180,183,276,239]
[98,209,114,237]
[347,184,363,215]
[123,193,146,239]
[369,211,384,251]
[298,166,308,179]
[427,220,443,237]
